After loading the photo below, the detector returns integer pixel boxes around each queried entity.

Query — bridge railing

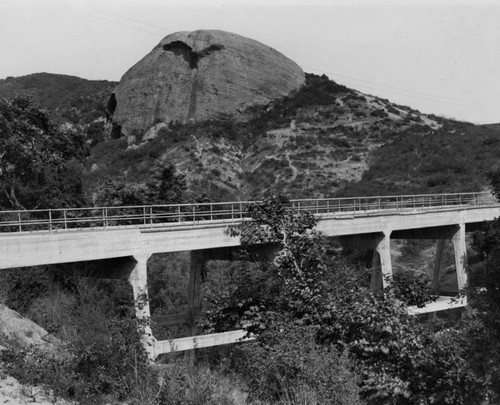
[0,191,495,233]
[291,192,494,214]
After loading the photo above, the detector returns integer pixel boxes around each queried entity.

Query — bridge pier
[185,250,207,363]
[129,254,155,359]
[433,239,446,293]
[340,231,393,293]
[451,223,467,291]
[370,232,393,292]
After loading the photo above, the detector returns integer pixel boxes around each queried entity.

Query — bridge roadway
[0,192,498,358]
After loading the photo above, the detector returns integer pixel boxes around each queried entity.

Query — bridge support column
[433,239,446,293]
[370,232,393,292]
[451,223,467,290]
[129,253,155,360]
[186,250,208,363]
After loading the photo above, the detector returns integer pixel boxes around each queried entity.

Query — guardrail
[0,192,495,233]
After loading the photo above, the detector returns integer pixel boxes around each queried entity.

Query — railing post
[18,212,22,232]
[327,200,330,214]
[210,204,213,221]
[178,206,181,222]
[49,210,52,233]
[143,207,147,225]
[192,205,196,223]
[104,208,108,228]
[150,207,153,227]
[240,203,243,219]
[64,210,67,229]
[231,204,234,220]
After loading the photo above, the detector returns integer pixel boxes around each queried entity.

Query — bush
[0,267,49,314]
[387,268,437,307]
[157,361,239,405]
[233,323,362,404]
[1,279,149,403]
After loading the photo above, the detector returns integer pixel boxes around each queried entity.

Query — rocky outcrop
[142,122,168,142]
[109,30,305,136]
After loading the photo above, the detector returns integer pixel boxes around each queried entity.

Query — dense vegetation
[0,73,116,125]
[1,72,500,403]
[2,73,499,202]
[2,194,499,403]
[340,121,500,196]
[0,97,88,209]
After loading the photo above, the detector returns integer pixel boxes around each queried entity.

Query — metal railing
[0,191,496,234]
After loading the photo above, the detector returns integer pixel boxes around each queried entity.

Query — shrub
[1,278,150,403]
[1,267,49,314]
[233,323,362,404]
[157,361,238,405]
[370,109,388,118]
[386,268,437,308]
[332,137,351,148]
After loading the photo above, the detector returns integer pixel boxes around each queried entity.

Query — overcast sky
[0,0,499,124]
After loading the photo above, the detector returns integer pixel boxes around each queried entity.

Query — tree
[468,216,500,401]
[94,158,186,207]
[210,195,486,403]
[0,97,87,209]
[488,169,500,201]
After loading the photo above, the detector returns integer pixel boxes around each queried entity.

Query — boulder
[142,122,168,142]
[109,30,305,136]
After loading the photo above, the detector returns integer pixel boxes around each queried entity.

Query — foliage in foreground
[468,210,500,402]
[233,323,362,404]
[0,276,248,404]
[0,280,148,403]
[0,96,88,210]
[386,268,437,308]
[207,195,486,404]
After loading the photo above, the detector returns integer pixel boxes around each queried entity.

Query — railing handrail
[0,191,492,216]
[0,191,496,234]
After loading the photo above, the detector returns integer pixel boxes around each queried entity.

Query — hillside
[2,72,500,202]
[0,73,116,127]
[86,73,500,200]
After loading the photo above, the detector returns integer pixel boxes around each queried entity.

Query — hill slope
[0,73,116,126]
[2,72,500,202]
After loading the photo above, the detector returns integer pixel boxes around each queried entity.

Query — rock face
[108,30,305,136]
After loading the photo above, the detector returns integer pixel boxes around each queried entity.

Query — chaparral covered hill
[1,29,500,203]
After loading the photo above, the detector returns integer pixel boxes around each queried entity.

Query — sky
[0,0,499,124]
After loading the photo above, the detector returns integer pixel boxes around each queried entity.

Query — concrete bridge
[0,192,498,359]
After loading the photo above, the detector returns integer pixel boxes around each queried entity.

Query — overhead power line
[302,64,499,111]
[62,4,499,113]
[65,6,165,37]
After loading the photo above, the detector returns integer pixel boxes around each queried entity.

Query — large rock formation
[108,30,305,136]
